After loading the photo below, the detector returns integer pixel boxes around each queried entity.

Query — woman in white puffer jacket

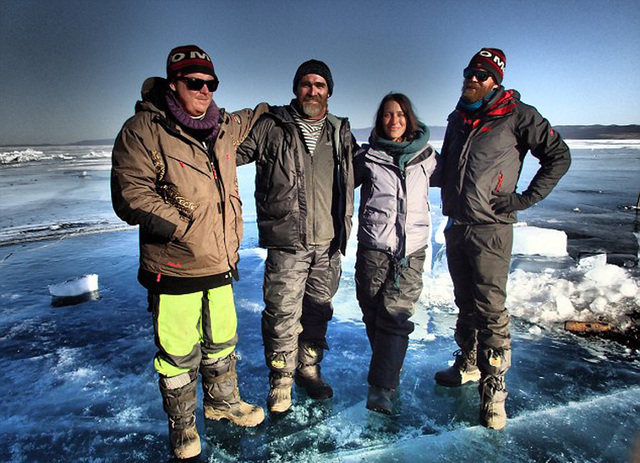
[354,92,439,415]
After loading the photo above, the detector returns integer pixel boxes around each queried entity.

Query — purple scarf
[165,90,220,143]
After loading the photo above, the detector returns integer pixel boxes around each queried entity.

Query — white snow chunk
[528,325,543,336]
[578,254,607,270]
[512,225,567,257]
[48,274,99,297]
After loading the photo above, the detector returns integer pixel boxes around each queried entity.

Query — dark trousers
[355,246,426,389]
[445,224,513,376]
[262,245,341,375]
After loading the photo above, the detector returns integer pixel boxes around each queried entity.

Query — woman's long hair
[373,93,421,141]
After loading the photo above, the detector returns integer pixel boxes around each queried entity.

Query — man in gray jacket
[433,48,571,430]
[237,60,356,414]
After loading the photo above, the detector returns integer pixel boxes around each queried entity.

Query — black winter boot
[434,349,481,387]
[366,385,395,415]
[201,354,264,427]
[295,342,333,399]
[159,371,201,460]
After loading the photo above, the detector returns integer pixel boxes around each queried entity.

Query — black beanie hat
[467,48,506,84]
[167,45,216,81]
[293,59,334,96]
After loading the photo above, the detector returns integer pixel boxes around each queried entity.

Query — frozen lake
[0,141,638,462]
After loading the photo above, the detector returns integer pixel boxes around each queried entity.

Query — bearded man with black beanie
[111,45,267,459]
[433,48,571,430]
[237,59,357,415]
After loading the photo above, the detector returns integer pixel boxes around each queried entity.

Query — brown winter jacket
[111,77,267,284]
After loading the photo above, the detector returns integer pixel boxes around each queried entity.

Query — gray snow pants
[262,245,341,376]
[355,246,426,389]
[445,223,513,377]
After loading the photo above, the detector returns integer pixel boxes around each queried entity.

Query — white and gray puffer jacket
[355,130,438,259]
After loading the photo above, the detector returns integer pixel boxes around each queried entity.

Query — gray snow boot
[479,375,508,430]
[267,372,294,414]
[434,349,481,387]
[295,342,333,399]
[366,385,395,415]
[159,371,201,460]
[201,354,265,427]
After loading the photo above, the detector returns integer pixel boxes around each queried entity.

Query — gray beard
[301,100,325,118]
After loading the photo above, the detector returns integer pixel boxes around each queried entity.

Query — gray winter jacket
[355,142,437,259]
[237,104,357,254]
[435,87,571,224]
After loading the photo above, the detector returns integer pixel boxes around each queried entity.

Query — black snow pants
[262,245,341,376]
[444,223,513,377]
[355,246,426,390]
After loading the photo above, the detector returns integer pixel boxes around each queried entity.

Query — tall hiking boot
[159,371,201,460]
[201,354,264,427]
[434,349,481,387]
[267,372,294,415]
[479,375,508,430]
[366,385,395,415]
[295,342,333,399]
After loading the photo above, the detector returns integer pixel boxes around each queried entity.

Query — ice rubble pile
[427,225,639,331]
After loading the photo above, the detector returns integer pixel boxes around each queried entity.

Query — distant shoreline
[1,125,640,147]
[353,124,640,142]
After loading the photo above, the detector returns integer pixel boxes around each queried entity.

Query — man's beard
[301,97,326,118]
[461,82,494,104]
[461,83,483,103]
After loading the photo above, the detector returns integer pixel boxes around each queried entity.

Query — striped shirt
[291,109,327,154]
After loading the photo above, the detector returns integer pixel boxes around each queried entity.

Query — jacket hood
[136,77,169,115]
[485,87,519,117]
[450,86,520,123]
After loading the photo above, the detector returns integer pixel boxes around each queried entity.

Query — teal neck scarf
[370,122,430,170]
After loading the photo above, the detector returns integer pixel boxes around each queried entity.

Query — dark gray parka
[435,87,571,224]
[237,105,357,254]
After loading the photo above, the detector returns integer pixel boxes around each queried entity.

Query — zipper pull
[496,173,504,192]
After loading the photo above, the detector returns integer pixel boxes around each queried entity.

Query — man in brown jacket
[111,45,267,460]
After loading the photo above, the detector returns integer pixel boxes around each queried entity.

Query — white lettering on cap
[190,51,211,62]
[478,50,505,72]
[170,52,186,64]
[493,56,506,71]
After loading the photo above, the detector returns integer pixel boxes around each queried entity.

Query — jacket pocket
[229,193,243,255]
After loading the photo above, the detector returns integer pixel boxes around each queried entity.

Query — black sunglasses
[463,68,491,82]
[178,76,219,92]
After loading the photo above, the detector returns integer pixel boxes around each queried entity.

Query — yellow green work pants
[148,284,238,377]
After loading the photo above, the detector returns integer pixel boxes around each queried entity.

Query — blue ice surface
[0,230,638,462]
[0,143,639,462]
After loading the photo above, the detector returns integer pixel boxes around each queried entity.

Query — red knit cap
[467,48,506,84]
[166,45,216,80]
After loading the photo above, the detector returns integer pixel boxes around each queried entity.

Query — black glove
[490,190,534,214]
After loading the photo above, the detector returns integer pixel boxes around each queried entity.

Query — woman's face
[381,100,406,141]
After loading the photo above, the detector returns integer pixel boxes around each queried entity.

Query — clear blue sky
[1,0,639,145]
